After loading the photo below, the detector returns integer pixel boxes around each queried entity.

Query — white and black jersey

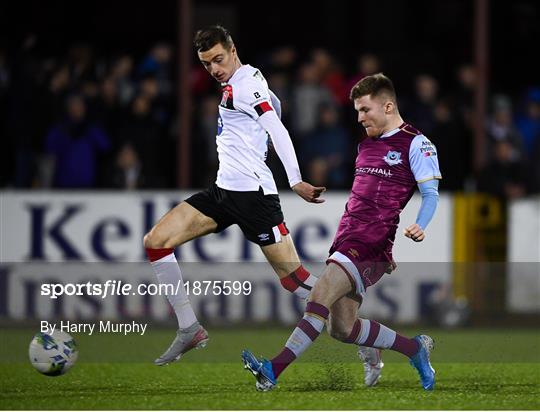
[185,64,302,246]
[215,64,302,194]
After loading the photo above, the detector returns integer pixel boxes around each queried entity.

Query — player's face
[354,95,392,137]
[198,43,238,83]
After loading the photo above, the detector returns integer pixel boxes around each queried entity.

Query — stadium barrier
[1,191,538,323]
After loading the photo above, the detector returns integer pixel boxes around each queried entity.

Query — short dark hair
[193,25,234,52]
[350,73,396,102]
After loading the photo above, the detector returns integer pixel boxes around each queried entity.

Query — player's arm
[234,80,324,203]
[404,179,439,242]
[268,89,282,119]
[257,110,325,203]
[405,135,442,242]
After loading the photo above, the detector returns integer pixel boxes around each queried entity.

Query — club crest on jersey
[383,151,403,166]
[220,85,234,109]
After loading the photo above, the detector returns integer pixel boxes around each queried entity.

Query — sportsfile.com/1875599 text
[40,280,252,299]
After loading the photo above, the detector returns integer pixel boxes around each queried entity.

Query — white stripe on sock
[293,287,310,299]
[373,323,397,348]
[285,314,324,357]
[304,314,325,331]
[285,327,312,357]
[356,318,371,345]
[304,273,319,288]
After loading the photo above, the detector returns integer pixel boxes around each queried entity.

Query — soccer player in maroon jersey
[242,73,441,391]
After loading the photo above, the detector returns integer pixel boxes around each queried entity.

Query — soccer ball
[28,330,79,376]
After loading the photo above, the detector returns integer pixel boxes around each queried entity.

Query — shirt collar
[223,64,249,86]
[380,123,406,139]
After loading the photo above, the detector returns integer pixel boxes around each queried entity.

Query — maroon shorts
[327,240,395,299]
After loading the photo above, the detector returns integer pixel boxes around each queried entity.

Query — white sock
[150,253,197,329]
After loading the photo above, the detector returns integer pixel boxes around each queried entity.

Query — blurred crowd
[1,37,176,190]
[2,37,540,199]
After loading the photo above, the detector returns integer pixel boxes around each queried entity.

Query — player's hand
[404,223,425,242]
[292,181,326,203]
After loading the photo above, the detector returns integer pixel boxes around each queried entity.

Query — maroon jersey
[328,123,441,292]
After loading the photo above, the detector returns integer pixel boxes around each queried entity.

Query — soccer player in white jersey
[143,25,325,365]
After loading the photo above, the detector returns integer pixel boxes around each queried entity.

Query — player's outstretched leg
[144,202,218,365]
[242,301,330,390]
[242,301,329,390]
[155,322,209,366]
[242,264,349,390]
[146,247,204,365]
[333,317,435,390]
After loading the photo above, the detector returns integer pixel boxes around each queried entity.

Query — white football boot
[154,322,209,366]
[358,346,384,387]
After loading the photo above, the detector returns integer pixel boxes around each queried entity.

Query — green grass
[1,327,539,410]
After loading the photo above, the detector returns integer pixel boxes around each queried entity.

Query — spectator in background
[110,55,135,106]
[407,74,439,136]
[301,103,350,188]
[45,94,110,188]
[431,99,469,191]
[478,140,527,199]
[138,74,171,128]
[487,95,525,162]
[454,64,476,131]
[48,65,72,119]
[115,94,164,187]
[107,142,145,189]
[291,63,333,138]
[311,48,348,105]
[67,44,96,89]
[516,87,540,156]
[92,75,124,141]
[7,34,49,187]
[66,44,100,104]
[192,95,220,187]
[448,64,476,186]
[346,53,381,96]
[267,71,292,124]
[269,46,297,76]
[138,43,173,97]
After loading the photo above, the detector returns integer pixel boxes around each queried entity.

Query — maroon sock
[271,347,296,378]
[391,334,420,358]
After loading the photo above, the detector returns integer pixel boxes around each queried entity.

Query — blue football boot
[241,349,277,391]
[409,335,435,390]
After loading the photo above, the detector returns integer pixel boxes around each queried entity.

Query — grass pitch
[1,327,539,410]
